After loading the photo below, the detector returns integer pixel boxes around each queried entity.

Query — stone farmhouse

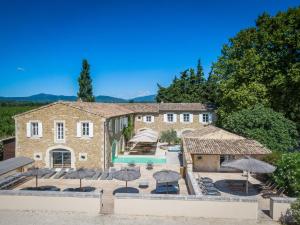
[14,101,216,170]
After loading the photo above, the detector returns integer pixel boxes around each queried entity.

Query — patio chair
[262,187,285,198]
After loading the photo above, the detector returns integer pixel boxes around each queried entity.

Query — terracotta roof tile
[182,126,271,155]
[61,102,133,118]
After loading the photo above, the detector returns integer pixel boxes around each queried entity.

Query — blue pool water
[168,145,181,152]
[113,156,166,164]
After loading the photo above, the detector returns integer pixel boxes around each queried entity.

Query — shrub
[291,198,300,225]
[160,129,179,145]
[221,105,299,152]
[272,153,300,197]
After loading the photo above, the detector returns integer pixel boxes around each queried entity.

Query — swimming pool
[168,145,182,152]
[113,156,166,164]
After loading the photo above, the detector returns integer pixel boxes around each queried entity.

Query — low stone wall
[114,193,258,219]
[0,190,101,213]
[270,197,297,221]
[186,171,202,195]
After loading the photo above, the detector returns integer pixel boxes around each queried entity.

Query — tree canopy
[77,59,95,102]
[222,105,299,152]
[156,60,208,103]
[210,7,300,127]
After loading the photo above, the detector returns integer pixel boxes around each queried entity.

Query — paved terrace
[195,172,272,220]
[13,163,187,214]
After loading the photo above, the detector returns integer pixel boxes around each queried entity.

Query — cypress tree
[196,59,205,84]
[77,59,95,102]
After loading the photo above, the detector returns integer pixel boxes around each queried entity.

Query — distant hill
[130,95,156,103]
[0,93,156,103]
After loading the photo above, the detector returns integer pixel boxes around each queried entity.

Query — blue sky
[0,0,299,99]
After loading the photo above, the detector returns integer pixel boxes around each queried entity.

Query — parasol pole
[246,171,249,194]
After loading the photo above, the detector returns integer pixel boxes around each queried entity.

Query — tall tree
[211,7,300,127]
[196,59,205,84]
[156,60,210,103]
[77,59,95,102]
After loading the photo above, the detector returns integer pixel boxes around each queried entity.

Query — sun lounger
[262,187,285,198]
[43,169,56,179]
[0,173,26,189]
[53,169,66,179]
[100,170,109,180]
[63,169,75,179]
[106,168,116,180]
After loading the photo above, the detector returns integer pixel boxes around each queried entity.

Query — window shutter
[151,116,154,123]
[124,117,128,127]
[26,123,31,137]
[190,114,193,122]
[143,116,147,123]
[77,122,82,137]
[208,113,213,123]
[199,113,203,124]
[163,114,168,122]
[173,114,177,123]
[89,122,94,137]
[38,122,43,137]
[179,114,183,123]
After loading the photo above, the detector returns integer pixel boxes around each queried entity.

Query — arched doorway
[51,149,71,168]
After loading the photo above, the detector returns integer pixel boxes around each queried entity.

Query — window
[202,113,209,123]
[56,122,64,140]
[220,155,235,165]
[167,113,174,122]
[183,113,190,122]
[52,150,71,168]
[31,122,39,136]
[82,122,89,136]
[146,116,152,122]
[137,116,142,121]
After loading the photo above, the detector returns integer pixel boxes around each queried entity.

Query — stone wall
[15,103,105,169]
[0,190,101,213]
[192,154,220,172]
[270,197,297,221]
[114,193,258,219]
[134,111,216,137]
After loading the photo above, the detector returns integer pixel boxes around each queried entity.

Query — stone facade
[134,111,216,137]
[15,102,126,170]
[15,102,216,170]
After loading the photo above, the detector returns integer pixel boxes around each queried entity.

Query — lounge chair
[261,184,278,194]
[100,170,109,180]
[262,187,285,198]
[53,169,66,179]
[89,170,102,180]
[43,169,56,179]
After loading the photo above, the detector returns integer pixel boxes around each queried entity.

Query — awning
[0,156,34,176]
[129,129,158,143]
